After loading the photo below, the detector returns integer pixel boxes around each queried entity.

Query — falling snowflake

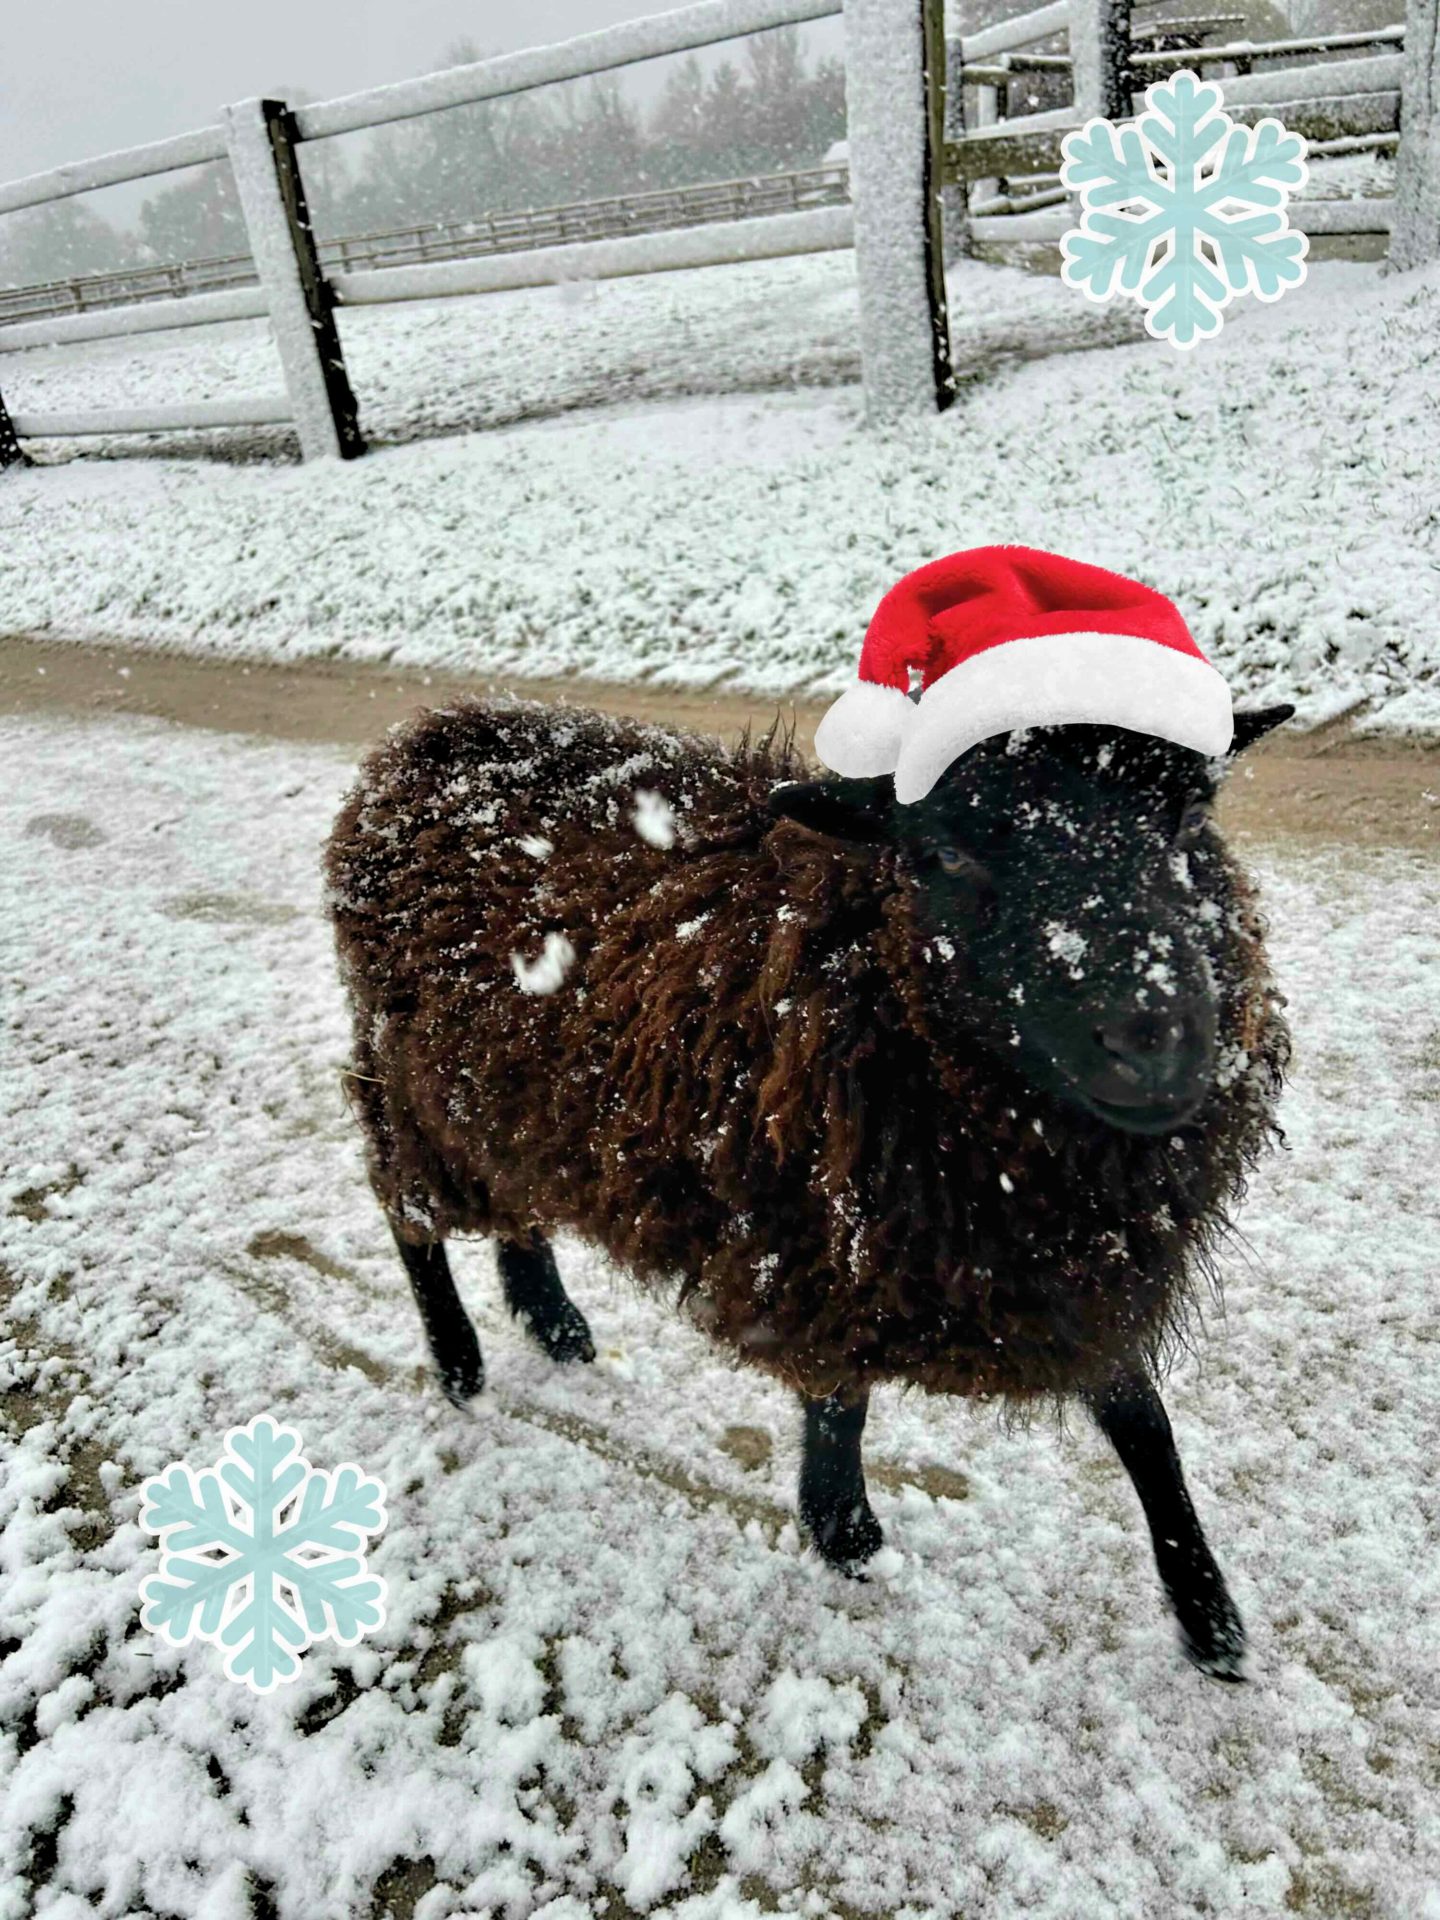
[1060,70,1307,348]
[139,1416,387,1693]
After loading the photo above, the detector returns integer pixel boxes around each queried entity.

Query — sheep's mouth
[1074,1088,1209,1136]
[1044,1043,1215,1137]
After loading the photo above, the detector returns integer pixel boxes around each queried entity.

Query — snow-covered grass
[0,247,1138,446]
[1299,148,1395,202]
[2,711,1438,1918]
[1,249,1436,732]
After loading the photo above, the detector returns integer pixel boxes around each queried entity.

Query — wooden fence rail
[0,167,853,327]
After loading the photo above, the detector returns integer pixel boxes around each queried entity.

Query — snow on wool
[632,788,678,850]
[1,712,1438,1913]
[511,930,577,996]
[1046,922,1090,976]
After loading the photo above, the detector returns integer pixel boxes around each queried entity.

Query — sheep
[324,697,1292,1679]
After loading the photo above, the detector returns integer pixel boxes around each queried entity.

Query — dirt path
[3,633,1437,850]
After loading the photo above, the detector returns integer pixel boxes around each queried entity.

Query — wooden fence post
[1071,0,1133,121]
[0,387,29,467]
[942,35,971,259]
[844,0,954,419]
[221,97,363,461]
[1391,0,1440,269]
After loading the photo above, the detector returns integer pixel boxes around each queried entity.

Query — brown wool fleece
[325,701,1288,1404]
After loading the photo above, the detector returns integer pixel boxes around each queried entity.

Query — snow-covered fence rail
[327,207,855,306]
[943,5,1412,266]
[0,0,968,463]
[0,105,325,461]
[1126,25,1407,71]
[0,287,271,355]
[288,0,842,140]
[0,167,853,328]
[6,397,295,439]
[962,0,1070,61]
[941,0,1137,250]
[0,129,228,219]
[0,258,258,326]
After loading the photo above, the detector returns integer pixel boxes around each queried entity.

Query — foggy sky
[0,0,675,190]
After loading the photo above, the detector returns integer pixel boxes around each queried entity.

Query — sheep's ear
[1228,704,1295,755]
[769,775,894,843]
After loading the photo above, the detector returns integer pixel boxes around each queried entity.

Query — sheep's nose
[1091,1003,1214,1101]
[1095,1009,1186,1074]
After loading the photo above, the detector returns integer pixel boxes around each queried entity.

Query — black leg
[1086,1370,1247,1681]
[392,1230,483,1407]
[497,1234,595,1365]
[799,1389,883,1573]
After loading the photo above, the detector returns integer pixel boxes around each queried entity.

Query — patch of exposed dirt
[23,812,107,849]
[871,1459,971,1502]
[719,1423,774,1472]
[3,634,1437,850]
[162,891,300,927]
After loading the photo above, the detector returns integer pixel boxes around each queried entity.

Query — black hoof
[440,1356,484,1407]
[803,1498,884,1575]
[516,1299,596,1366]
[1175,1587,1248,1683]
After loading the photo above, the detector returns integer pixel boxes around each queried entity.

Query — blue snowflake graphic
[139,1416,388,1693]
[1061,70,1307,348]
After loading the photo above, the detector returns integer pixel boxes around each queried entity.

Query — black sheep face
[903,726,1231,1135]
[773,706,1292,1137]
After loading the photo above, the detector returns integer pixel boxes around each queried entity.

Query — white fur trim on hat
[892,631,1234,805]
[813,680,915,778]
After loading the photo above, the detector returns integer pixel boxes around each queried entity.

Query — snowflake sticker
[1060,70,1307,348]
[139,1416,388,1693]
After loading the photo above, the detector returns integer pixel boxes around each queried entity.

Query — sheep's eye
[936,845,977,877]
[1175,800,1209,845]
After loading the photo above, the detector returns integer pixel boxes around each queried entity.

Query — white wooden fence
[0,167,854,326]
[0,0,883,465]
[0,0,1437,467]
[947,4,1411,263]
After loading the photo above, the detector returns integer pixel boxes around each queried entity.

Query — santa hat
[814,546,1233,804]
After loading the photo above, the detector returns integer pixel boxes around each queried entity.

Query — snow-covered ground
[1299,148,1394,202]
[2,710,1438,1918]
[1,249,1437,733]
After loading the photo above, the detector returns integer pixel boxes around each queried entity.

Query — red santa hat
[814,546,1233,804]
